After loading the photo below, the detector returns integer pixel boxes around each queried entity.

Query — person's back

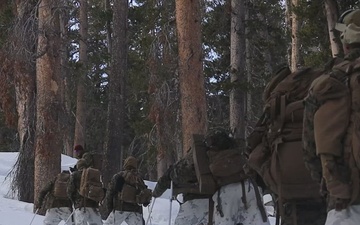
[67,159,103,225]
[152,150,212,225]
[201,130,269,225]
[36,171,73,225]
[246,65,329,225]
[104,156,151,225]
[303,9,360,225]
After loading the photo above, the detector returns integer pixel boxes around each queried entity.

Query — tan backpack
[79,168,104,202]
[53,171,70,199]
[247,67,324,200]
[117,170,152,205]
[193,134,248,192]
[303,59,360,204]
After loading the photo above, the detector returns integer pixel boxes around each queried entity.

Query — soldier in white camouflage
[67,159,103,225]
[152,150,212,225]
[204,130,270,225]
[35,171,74,225]
[104,156,151,225]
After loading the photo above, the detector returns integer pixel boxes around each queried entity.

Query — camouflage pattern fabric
[303,88,323,183]
[74,207,103,225]
[105,169,147,214]
[104,211,143,225]
[280,200,327,225]
[82,152,95,168]
[303,48,360,212]
[67,170,99,209]
[174,198,209,225]
[212,181,270,225]
[37,177,72,210]
[153,150,199,198]
[43,207,74,225]
[324,205,360,225]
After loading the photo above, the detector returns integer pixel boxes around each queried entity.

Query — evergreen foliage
[1,0,360,180]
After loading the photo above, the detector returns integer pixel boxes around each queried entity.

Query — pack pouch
[207,148,245,177]
[79,168,104,202]
[262,140,321,200]
[136,188,152,205]
[53,172,70,199]
[118,184,137,204]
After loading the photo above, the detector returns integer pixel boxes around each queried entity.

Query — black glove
[143,201,150,207]
[69,165,77,172]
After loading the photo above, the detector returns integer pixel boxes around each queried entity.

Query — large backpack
[247,66,324,201]
[192,134,248,193]
[53,171,70,199]
[79,167,104,202]
[117,170,152,205]
[303,59,360,204]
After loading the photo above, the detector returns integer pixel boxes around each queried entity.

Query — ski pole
[64,208,75,225]
[29,208,39,225]
[169,180,173,225]
[145,197,156,225]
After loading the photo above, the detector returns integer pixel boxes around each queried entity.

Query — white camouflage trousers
[43,207,74,225]
[212,180,271,225]
[104,210,143,225]
[174,198,209,225]
[325,204,360,225]
[74,207,103,225]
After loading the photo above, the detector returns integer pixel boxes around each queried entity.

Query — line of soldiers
[151,8,360,225]
[34,7,360,225]
[35,145,151,225]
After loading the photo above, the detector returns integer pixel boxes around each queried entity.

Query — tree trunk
[325,0,341,57]
[35,0,62,214]
[175,0,207,155]
[230,0,246,141]
[285,0,292,65]
[7,0,36,203]
[103,0,128,185]
[74,0,88,148]
[59,0,73,156]
[105,0,112,55]
[291,0,300,71]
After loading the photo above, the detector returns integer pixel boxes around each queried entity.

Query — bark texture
[103,0,128,184]
[230,0,246,141]
[175,0,207,155]
[325,0,341,57]
[35,0,62,214]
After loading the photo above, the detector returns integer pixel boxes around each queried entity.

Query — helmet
[204,129,236,151]
[335,9,360,45]
[123,156,138,170]
[339,9,360,26]
[342,23,360,45]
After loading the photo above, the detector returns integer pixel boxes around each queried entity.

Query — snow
[0,152,275,225]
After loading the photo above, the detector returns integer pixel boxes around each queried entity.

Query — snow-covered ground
[0,152,275,225]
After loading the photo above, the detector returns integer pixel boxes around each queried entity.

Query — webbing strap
[279,95,286,132]
[241,180,248,209]
[250,178,268,222]
[208,197,214,225]
[275,200,280,225]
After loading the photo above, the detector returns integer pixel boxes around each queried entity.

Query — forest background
[0,0,358,209]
